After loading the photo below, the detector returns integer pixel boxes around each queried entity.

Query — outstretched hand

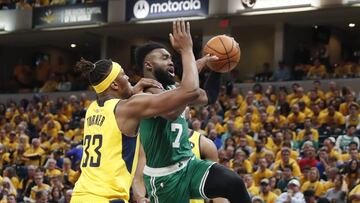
[132,78,163,95]
[196,54,219,72]
[169,19,193,54]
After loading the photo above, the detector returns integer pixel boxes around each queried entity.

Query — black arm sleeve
[204,71,221,105]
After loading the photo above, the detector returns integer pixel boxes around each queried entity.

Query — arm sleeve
[204,71,221,105]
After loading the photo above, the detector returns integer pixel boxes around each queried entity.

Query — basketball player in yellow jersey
[71,19,202,203]
[188,130,229,203]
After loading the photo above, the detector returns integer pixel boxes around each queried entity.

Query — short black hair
[134,42,166,75]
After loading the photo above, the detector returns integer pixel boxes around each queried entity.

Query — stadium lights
[348,23,356,28]
[70,44,77,48]
[240,6,317,16]
[314,25,318,29]
[133,16,207,24]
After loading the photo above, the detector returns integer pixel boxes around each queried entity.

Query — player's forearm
[180,50,199,91]
[132,178,147,201]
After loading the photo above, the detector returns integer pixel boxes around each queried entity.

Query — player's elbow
[189,88,201,100]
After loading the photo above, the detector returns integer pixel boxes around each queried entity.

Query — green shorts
[143,157,214,203]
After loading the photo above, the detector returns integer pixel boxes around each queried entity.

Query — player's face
[114,71,132,99]
[149,48,175,86]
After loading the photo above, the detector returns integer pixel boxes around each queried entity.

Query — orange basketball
[203,35,241,73]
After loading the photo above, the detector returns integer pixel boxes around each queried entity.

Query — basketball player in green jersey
[71,19,201,203]
[133,107,229,203]
[133,31,250,203]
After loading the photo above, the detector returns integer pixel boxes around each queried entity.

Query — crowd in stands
[254,44,360,82]
[0,0,104,10]
[12,57,87,94]
[0,78,359,202]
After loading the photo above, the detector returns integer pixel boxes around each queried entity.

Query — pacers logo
[133,0,150,19]
[241,0,256,8]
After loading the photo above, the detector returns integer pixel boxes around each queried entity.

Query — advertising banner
[33,1,108,28]
[126,0,209,21]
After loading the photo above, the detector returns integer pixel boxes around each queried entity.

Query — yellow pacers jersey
[189,130,205,203]
[72,99,139,203]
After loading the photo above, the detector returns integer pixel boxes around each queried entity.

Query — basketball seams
[204,44,226,56]
[218,36,231,72]
[211,49,240,62]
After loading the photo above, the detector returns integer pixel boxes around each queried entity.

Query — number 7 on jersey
[171,123,183,148]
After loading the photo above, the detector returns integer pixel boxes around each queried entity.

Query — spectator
[275,179,305,203]
[303,189,316,203]
[273,147,302,178]
[345,103,360,129]
[30,173,51,200]
[255,62,273,82]
[253,158,273,186]
[323,138,342,163]
[1,177,17,200]
[348,182,360,203]
[35,190,48,203]
[272,61,291,81]
[66,143,82,171]
[323,174,346,203]
[339,93,356,116]
[345,159,360,190]
[252,196,264,203]
[64,189,73,203]
[301,167,324,197]
[259,178,278,203]
[307,58,327,79]
[23,138,45,167]
[6,193,16,203]
[341,141,360,162]
[13,59,33,92]
[49,186,64,203]
[276,167,294,192]
[245,174,260,197]
[336,125,360,153]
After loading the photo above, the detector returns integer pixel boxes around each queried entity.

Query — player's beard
[154,68,175,87]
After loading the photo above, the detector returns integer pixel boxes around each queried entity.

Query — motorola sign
[133,0,150,19]
[127,0,209,21]
[241,0,256,8]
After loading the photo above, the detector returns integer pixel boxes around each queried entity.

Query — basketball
[203,35,241,73]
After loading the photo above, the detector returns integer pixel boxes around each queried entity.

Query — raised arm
[119,20,199,120]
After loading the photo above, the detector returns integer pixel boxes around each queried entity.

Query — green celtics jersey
[139,85,193,168]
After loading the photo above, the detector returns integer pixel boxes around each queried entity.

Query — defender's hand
[132,78,163,94]
[196,54,219,72]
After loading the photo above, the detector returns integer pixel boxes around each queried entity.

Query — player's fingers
[169,33,175,46]
[180,19,186,34]
[208,55,219,61]
[142,78,163,89]
[176,19,182,35]
[186,21,190,35]
[143,79,163,88]
[172,20,177,36]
